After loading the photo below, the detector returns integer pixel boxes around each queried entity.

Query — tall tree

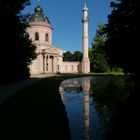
[63,51,73,61]
[63,51,82,61]
[73,51,82,61]
[0,0,36,83]
[104,0,140,75]
[90,24,110,73]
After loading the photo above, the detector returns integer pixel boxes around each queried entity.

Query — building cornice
[29,21,53,30]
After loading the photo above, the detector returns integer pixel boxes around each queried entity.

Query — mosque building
[26,1,90,74]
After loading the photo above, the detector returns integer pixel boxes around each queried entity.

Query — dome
[28,5,51,25]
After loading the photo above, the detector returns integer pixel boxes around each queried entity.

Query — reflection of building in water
[59,79,81,101]
[59,77,91,140]
[59,86,64,101]
[82,77,90,140]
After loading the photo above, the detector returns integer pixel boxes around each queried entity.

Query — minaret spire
[36,0,40,5]
[83,0,88,11]
[84,0,86,7]
[81,0,90,73]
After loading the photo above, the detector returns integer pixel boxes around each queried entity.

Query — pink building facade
[26,3,90,74]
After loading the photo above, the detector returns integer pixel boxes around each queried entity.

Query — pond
[59,75,137,140]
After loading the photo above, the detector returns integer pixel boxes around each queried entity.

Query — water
[59,75,136,140]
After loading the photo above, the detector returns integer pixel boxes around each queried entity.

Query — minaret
[81,0,90,73]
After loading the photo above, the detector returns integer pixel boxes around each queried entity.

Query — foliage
[104,0,140,75]
[73,51,83,61]
[0,0,36,84]
[92,53,110,73]
[90,24,110,73]
[112,67,124,73]
[63,51,82,61]
[63,51,73,61]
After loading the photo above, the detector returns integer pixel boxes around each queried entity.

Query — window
[35,32,39,40]
[45,33,49,41]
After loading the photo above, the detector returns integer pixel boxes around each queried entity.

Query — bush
[112,67,124,73]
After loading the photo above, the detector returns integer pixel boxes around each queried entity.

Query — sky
[22,0,114,53]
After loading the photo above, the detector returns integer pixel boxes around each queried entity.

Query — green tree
[90,24,110,73]
[104,0,140,75]
[63,51,73,61]
[0,0,36,84]
[63,51,82,61]
[73,51,82,61]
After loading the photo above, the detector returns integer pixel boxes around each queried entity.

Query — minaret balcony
[82,19,88,23]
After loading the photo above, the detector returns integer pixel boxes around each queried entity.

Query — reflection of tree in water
[90,75,136,139]
[63,87,82,94]
[60,78,83,95]
[105,77,140,140]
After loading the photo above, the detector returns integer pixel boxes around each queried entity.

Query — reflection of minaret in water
[82,77,90,140]
[59,86,64,101]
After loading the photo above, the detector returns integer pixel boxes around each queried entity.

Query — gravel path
[0,74,57,105]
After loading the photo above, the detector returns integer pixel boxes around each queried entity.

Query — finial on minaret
[36,0,40,5]
[84,0,86,6]
[83,0,88,11]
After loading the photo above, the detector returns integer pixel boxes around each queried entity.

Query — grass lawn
[0,73,124,139]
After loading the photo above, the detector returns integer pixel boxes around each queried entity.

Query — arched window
[35,32,39,40]
[45,33,49,41]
